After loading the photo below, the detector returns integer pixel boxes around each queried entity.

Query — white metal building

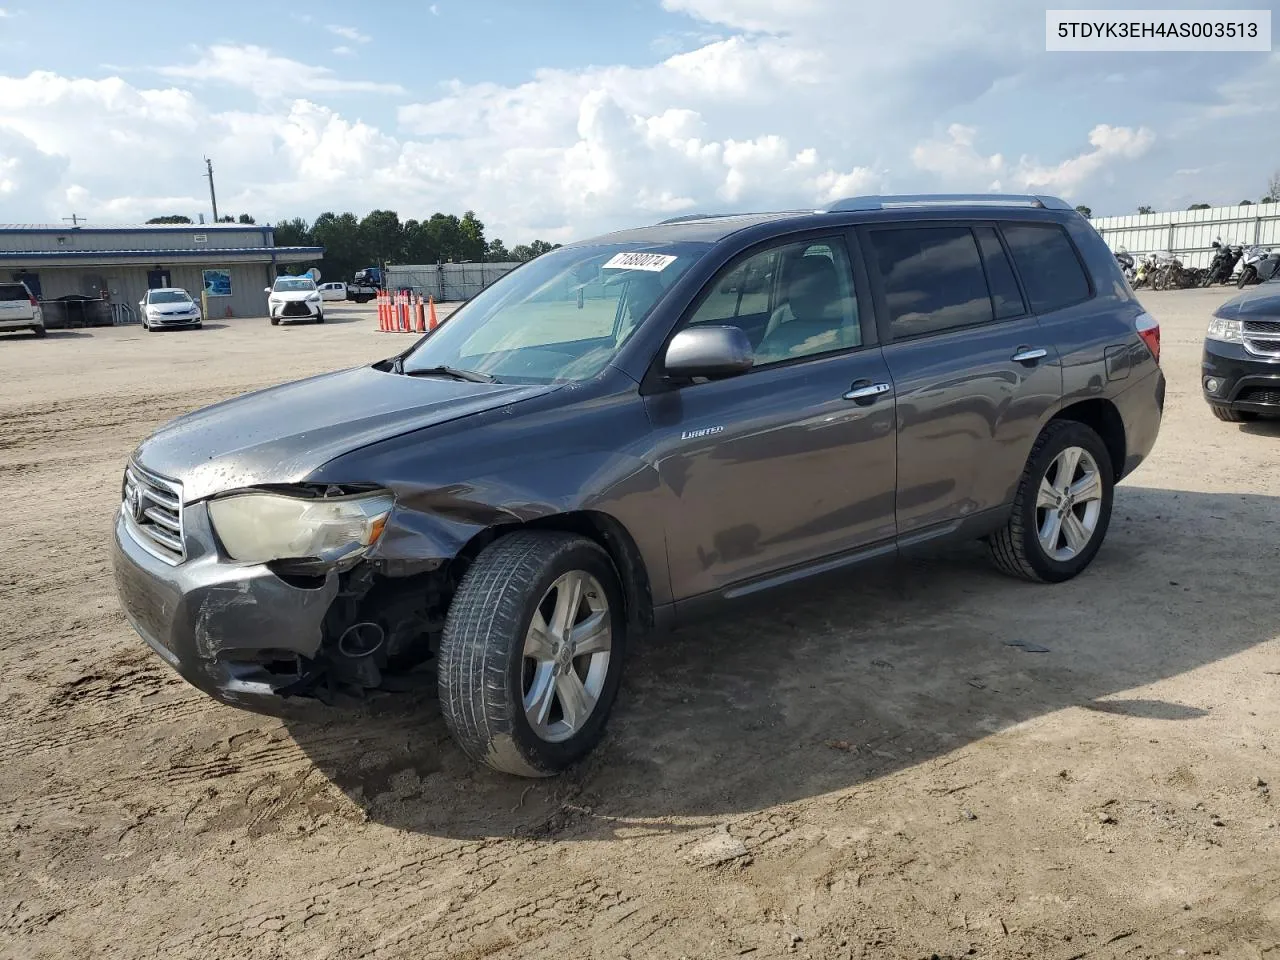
[0,223,323,320]
[1089,202,1280,269]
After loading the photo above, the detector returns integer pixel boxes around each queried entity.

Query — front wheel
[1238,266,1257,288]
[315,312,325,324]
[439,531,626,777]
[270,317,280,326]
[988,420,1114,583]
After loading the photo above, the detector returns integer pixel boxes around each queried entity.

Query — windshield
[400,242,706,383]
[0,284,30,301]
[148,290,191,304]
[274,278,316,292]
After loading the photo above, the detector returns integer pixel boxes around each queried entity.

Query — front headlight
[307,293,321,302]
[208,490,394,565]
[1206,317,1244,343]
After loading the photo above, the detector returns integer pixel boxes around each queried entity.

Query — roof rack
[825,194,1074,212]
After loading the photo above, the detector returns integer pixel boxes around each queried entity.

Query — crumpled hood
[133,365,557,502]
[1214,279,1280,320]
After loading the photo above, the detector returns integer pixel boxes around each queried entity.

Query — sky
[0,0,1278,244]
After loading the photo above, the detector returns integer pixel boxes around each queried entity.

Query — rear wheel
[988,420,1114,583]
[439,531,626,777]
[1212,405,1256,423]
[31,325,46,338]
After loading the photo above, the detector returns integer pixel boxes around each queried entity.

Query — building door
[147,269,171,289]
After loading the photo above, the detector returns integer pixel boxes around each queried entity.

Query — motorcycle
[1115,248,1136,284]
[1133,252,1158,289]
[1204,239,1244,285]
[1148,251,1185,291]
[1237,245,1280,287]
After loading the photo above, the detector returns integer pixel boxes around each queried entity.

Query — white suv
[265,276,324,325]
[0,281,45,338]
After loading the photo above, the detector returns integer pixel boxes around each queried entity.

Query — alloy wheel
[1035,445,1104,562]
[521,570,612,743]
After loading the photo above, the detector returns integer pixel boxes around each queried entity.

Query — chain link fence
[385,262,522,302]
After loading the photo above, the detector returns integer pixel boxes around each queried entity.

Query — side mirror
[664,325,754,379]
[264,287,271,295]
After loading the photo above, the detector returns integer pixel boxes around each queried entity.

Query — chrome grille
[122,463,185,563]
[1244,320,1280,358]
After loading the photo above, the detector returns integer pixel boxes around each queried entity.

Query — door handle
[1012,347,1048,363]
[843,381,892,403]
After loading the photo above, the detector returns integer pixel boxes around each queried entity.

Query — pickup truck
[0,281,45,338]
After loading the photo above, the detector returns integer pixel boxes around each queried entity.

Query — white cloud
[429,4,439,14]
[0,8,11,17]
[326,25,371,44]
[911,122,1154,199]
[332,46,354,57]
[911,124,1004,181]
[1014,124,1155,196]
[157,45,403,97]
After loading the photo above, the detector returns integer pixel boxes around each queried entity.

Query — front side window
[872,227,994,339]
[147,290,192,304]
[1000,222,1092,314]
[684,238,861,367]
[401,243,705,383]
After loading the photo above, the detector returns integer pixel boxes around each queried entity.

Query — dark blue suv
[113,194,1165,776]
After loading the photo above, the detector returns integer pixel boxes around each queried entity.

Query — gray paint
[112,201,1166,708]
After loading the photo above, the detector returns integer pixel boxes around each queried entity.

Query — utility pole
[204,156,220,223]
[62,214,85,226]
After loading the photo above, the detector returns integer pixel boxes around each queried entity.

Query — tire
[193,322,202,330]
[31,325,46,338]
[1238,266,1256,289]
[270,317,280,326]
[1212,405,1256,423]
[439,530,627,777]
[315,312,325,324]
[988,420,1114,584]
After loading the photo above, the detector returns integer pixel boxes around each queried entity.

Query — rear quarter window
[1000,222,1092,313]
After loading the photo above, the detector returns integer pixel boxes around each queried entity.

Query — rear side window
[973,227,1026,320]
[871,227,993,339]
[0,284,30,301]
[1000,223,1091,313]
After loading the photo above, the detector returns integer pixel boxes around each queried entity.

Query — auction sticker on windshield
[602,252,678,272]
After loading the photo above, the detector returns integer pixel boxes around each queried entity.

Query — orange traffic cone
[415,295,426,333]
[428,295,438,331]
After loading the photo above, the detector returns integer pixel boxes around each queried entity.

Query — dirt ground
[2,292,1278,960]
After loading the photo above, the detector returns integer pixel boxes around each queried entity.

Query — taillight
[1135,311,1160,364]
[28,296,38,307]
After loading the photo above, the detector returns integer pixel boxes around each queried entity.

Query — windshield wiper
[398,362,499,383]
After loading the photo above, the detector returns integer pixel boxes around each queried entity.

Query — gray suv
[112,194,1165,777]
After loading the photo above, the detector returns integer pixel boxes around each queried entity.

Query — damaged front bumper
[111,500,339,716]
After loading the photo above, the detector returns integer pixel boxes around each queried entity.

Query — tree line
[146,209,562,283]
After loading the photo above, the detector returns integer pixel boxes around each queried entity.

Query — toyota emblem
[127,485,144,522]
